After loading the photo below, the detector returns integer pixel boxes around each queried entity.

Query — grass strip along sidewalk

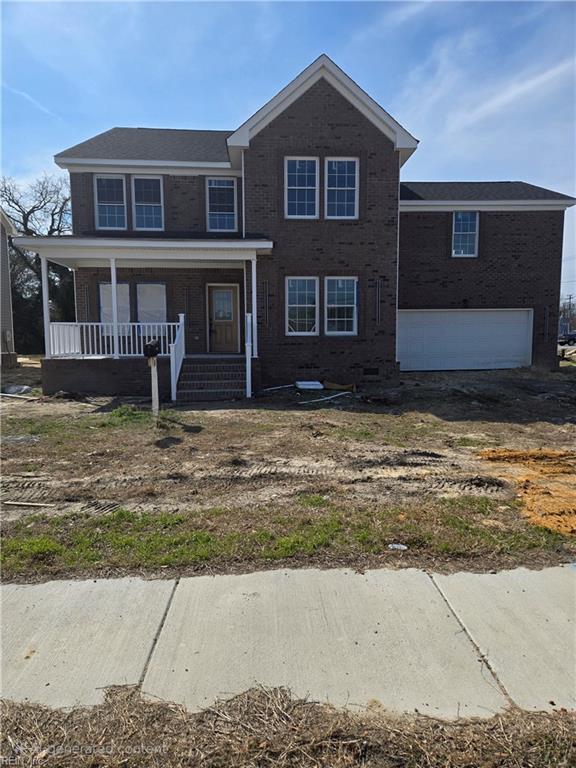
[1,686,574,768]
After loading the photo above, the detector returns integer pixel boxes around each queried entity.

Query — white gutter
[400,199,576,212]
[14,236,273,252]
[55,157,232,170]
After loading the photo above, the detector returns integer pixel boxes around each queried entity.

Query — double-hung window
[452,211,479,257]
[137,283,167,323]
[132,176,164,230]
[325,277,358,335]
[99,283,130,323]
[285,158,319,219]
[206,178,237,231]
[95,175,126,230]
[286,277,319,335]
[325,158,359,219]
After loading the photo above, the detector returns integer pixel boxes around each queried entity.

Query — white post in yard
[110,257,119,359]
[40,255,51,358]
[251,256,258,357]
[149,357,160,416]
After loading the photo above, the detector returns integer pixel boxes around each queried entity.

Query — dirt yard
[1,363,575,580]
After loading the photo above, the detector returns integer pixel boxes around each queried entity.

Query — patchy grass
[1,495,569,580]
[1,406,177,445]
[1,686,574,768]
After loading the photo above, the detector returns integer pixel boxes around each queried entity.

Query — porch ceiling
[12,236,273,269]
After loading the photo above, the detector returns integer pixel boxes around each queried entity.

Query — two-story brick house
[15,55,575,400]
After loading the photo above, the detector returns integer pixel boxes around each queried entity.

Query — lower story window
[325,277,358,335]
[137,283,166,323]
[99,283,130,323]
[286,277,319,335]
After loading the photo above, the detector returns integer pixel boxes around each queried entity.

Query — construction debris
[297,391,353,405]
[295,381,324,390]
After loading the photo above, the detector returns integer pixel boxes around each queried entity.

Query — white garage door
[397,309,533,371]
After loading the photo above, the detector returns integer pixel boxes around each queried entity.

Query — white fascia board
[400,199,576,212]
[55,157,234,174]
[13,236,273,259]
[227,54,418,155]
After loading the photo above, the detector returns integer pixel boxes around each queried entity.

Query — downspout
[395,152,401,369]
[241,149,246,239]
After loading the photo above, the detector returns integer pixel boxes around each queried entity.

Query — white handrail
[49,322,180,358]
[169,314,186,402]
[245,312,252,399]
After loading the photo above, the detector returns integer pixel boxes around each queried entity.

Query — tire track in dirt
[2,448,513,521]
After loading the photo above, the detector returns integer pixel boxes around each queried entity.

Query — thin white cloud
[348,1,434,49]
[3,83,61,120]
[450,57,575,131]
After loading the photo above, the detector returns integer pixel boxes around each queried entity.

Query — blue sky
[2,0,575,294]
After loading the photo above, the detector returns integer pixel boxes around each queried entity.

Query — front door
[207,285,239,353]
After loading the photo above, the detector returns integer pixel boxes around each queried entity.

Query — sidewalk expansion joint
[426,572,518,710]
[139,578,179,687]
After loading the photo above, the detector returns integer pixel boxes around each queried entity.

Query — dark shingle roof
[55,127,233,163]
[400,181,574,201]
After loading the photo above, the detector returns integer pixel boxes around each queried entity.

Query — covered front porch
[14,236,273,400]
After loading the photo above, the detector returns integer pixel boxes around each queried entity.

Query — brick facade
[59,76,568,391]
[398,210,565,368]
[71,172,242,236]
[244,78,400,385]
[75,266,246,354]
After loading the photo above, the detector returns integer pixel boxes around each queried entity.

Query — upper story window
[325,158,359,219]
[452,211,479,257]
[133,176,164,230]
[285,157,319,219]
[325,277,358,335]
[206,178,237,231]
[95,175,126,230]
[285,277,319,335]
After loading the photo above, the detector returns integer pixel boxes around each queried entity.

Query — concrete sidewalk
[2,565,574,719]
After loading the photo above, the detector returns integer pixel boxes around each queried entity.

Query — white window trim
[132,175,164,232]
[205,177,238,233]
[284,157,319,220]
[94,174,127,231]
[452,211,479,258]
[285,276,319,336]
[324,276,358,336]
[324,158,359,220]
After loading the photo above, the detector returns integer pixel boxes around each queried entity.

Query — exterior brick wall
[398,210,565,368]
[244,78,400,386]
[42,357,171,397]
[70,172,242,236]
[75,266,246,354]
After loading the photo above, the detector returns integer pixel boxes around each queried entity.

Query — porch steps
[176,358,246,402]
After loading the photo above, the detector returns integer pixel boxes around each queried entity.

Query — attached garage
[397,309,533,371]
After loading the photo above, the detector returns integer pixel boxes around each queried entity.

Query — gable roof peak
[227,55,418,165]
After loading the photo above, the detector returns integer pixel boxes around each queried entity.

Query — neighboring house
[14,55,575,401]
[0,208,17,368]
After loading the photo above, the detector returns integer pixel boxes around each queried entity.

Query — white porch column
[40,255,51,358]
[110,257,119,359]
[251,256,258,357]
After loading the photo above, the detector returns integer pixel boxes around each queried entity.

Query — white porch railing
[245,312,252,399]
[169,314,186,402]
[50,321,181,358]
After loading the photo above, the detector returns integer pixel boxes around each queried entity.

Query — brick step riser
[180,371,246,379]
[177,392,245,402]
[180,367,246,375]
[179,373,246,383]
[178,382,246,392]
[180,377,244,384]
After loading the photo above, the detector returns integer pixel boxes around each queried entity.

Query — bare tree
[1,174,74,352]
